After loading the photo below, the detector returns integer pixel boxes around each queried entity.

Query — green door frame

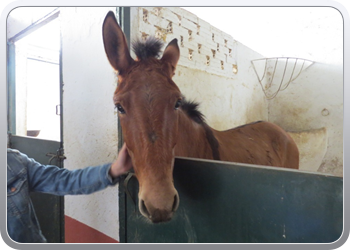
[117,6,129,243]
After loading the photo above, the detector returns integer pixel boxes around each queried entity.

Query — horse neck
[174,111,214,159]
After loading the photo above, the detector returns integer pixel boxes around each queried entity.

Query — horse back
[214,121,299,169]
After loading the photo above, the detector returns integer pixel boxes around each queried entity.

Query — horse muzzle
[139,191,180,223]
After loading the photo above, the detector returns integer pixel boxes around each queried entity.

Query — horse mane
[181,99,221,160]
[132,37,163,60]
[181,100,206,124]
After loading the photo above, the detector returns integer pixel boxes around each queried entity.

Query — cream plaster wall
[60,7,120,240]
[130,7,268,131]
[130,7,344,176]
[268,63,343,176]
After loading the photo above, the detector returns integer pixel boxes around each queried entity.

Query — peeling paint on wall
[288,128,327,172]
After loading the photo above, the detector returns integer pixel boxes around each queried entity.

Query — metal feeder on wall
[251,57,314,100]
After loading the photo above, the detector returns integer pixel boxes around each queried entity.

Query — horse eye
[174,100,182,110]
[115,104,126,114]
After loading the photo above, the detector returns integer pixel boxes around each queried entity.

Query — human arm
[23,144,132,195]
[27,163,114,195]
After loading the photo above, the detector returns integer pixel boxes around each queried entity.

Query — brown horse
[102,11,299,223]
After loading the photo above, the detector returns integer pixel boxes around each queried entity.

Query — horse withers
[102,11,299,223]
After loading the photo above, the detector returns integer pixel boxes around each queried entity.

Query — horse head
[103,11,181,223]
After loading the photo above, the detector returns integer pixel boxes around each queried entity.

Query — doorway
[7,8,64,243]
[10,11,61,141]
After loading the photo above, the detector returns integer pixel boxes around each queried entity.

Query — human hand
[109,143,133,178]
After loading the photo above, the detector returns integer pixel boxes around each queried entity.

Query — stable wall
[130,7,268,130]
[60,7,120,242]
[130,7,344,176]
[268,63,343,176]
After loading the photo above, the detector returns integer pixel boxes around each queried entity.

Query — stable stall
[6,6,343,244]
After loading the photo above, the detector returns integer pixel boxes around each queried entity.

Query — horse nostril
[172,193,180,212]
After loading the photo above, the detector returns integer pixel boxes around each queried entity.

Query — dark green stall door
[10,135,64,243]
[122,157,343,243]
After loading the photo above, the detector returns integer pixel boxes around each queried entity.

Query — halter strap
[123,172,137,211]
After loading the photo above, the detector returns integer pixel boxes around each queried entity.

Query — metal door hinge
[46,148,66,165]
[56,104,61,115]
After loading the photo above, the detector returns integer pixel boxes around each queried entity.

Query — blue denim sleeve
[20,151,120,195]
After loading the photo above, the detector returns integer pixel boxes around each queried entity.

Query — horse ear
[161,39,180,77]
[102,11,134,75]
